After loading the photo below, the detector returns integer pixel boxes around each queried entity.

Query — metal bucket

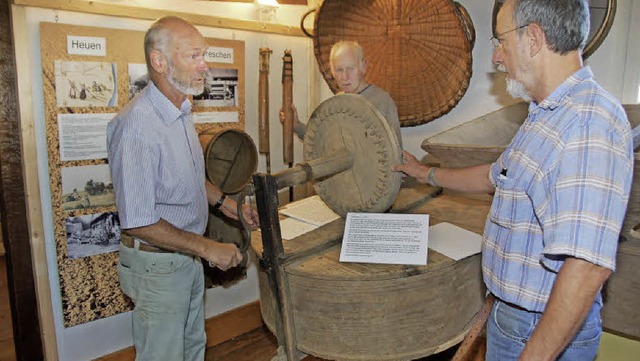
[198,128,257,194]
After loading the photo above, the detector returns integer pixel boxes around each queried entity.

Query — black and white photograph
[61,164,115,211]
[65,212,120,259]
[193,67,238,107]
[54,60,117,107]
[128,63,149,100]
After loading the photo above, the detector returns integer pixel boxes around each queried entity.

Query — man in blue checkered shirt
[394,0,634,360]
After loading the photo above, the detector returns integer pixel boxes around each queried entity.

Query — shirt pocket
[156,168,193,205]
[489,177,532,230]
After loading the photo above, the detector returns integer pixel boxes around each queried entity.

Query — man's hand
[279,102,299,125]
[219,197,260,229]
[391,150,430,183]
[206,242,243,271]
[241,203,260,229]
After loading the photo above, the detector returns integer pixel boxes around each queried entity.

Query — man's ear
[149,49,168,74]
[360,58,367,74]
[526,23,545,57]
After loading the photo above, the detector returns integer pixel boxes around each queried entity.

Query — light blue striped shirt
[107,81,208,235]
[483,67,634,312]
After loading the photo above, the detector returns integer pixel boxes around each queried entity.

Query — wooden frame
[2,3,58,360]
[13,0,306,37]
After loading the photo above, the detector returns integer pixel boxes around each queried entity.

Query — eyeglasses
[490,24,529,48]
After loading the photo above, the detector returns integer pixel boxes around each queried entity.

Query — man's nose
[197,58,208,72]
[492,47,503,65]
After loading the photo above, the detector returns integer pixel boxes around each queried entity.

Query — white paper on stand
[339,213,429,265]
[279,217,318,240]
[428,222,482,261]
[279,195,340,227]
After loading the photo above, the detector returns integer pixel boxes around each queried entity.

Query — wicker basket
[306,0,475,127]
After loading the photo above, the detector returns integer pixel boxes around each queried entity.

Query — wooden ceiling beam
[13,0,306,37]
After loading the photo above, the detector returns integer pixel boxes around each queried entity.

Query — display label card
[340,213,429,265]
[67,35,106,56]
[193,111,239,123]
[205,47,234,64]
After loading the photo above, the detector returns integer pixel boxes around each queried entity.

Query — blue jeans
[486,298,602,361]
[118,242,206,361]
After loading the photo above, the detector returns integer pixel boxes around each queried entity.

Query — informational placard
[340,213,429,265]
[57,113,113,161]
[193,111,239,124]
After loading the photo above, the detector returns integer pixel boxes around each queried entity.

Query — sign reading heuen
[67,35,106,56]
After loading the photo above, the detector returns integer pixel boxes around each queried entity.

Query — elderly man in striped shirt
[393,0,633,360]
[107,16,258,361]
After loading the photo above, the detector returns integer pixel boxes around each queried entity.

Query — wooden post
[281,50,294,201]
[258,48,272,174]
[253,173,303,361]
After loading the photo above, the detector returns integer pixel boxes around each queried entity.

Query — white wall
[17,0,638,359]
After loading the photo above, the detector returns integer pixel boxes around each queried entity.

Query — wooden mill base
[252,190,492,361]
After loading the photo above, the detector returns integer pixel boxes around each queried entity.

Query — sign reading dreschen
[205,47,234,64]
[67,35,106,56]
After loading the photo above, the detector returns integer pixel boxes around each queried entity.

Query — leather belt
[120,233,171,253]
[500,298,531,312]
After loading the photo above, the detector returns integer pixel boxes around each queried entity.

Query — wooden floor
[205,325,472,361]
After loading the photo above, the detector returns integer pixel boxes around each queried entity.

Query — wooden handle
[258,47,272,155]
[282,50,294,164]
[299,8,316,38]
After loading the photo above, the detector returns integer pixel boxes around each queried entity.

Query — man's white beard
[167,64,204,96]
[506,78,533,102]
[497,64,532,102]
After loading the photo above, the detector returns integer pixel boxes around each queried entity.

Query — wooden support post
[0,1,46,359]
[253,173,303,361]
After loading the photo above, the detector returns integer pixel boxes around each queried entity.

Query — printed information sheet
[340,213,429,265]
[58,113,114,161]
[280,195,340,227]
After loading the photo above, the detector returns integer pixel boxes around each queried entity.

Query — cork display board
[39,22,245,327]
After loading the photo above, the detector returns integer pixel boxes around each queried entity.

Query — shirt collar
[533,66,593,112]
[147,81,193,125]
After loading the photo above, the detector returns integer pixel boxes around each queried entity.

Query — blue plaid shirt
[483,67,634,312]
[107,81,208,235]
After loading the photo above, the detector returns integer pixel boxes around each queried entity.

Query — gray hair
[144,16,181,73]
[330,41,365,66]
[512,0,590,54]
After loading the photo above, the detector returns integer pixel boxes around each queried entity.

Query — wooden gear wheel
[303,94,402,217]
[308,0,475,127]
